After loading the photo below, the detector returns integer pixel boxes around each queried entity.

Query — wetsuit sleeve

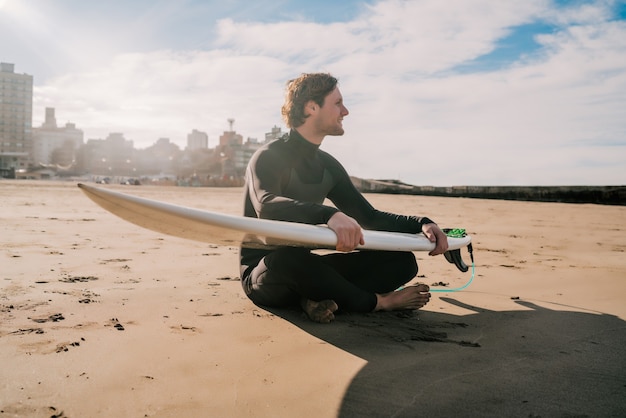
[324,154,434,233]
[246,148,339,224]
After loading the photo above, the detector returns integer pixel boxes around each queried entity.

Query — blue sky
[1,0,625,186]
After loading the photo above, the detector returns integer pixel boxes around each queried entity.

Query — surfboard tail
[443,229,474,272]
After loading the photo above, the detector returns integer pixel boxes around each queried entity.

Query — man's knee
[393,251,418,278]
[264,247,312,270]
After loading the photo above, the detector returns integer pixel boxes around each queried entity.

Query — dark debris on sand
[59,276,99,283]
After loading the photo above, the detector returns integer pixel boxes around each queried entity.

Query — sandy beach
[1,180,625,417]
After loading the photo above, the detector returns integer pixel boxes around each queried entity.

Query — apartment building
[32,107,84,166]
[0,63,33,177]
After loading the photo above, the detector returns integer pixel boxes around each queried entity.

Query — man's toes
[312,307,335,323]
[319,310,335,324]
[303,299,338,323]
[321,300,339,313]
[414,283,430,292]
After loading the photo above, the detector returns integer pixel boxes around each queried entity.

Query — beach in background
[1,180,625,417]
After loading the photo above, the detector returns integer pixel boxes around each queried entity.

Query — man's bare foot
[301,299,339,324]
[374,284,431,311]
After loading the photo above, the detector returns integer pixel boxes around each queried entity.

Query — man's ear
[305,100,317,116]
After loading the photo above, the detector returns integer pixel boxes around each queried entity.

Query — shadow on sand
[268,298,626,418]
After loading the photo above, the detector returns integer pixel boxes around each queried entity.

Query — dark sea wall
[351,178,626,206]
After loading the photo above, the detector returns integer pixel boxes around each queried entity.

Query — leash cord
[430,259,475,293]
[431,233,475,293]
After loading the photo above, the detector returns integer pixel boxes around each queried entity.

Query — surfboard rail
[77,183,472,252]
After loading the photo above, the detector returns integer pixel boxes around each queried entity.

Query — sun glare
[0,0,13,12]
[0,0,25,14]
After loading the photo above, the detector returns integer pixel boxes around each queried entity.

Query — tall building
[265,125,284,143]
[82,133,135,176]
[218,125,243,148]
[216,119,244,177]
[0,63,33,177]
[32,108,84,166]
[187,129,208,150]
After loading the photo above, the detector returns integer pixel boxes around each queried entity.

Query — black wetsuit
[240,129,434,312]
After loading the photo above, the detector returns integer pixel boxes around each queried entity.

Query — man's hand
[327,212,364,252]
[422,223,449,256]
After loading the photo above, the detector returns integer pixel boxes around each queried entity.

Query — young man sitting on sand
[239,73,448,323]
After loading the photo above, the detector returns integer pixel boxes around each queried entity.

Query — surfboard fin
[444,249,469,272]
[443,242,474,273]
[442,229,473,273]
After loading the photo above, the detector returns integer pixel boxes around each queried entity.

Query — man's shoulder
[254,136,286,156]
[249,135,289,166]
[265,134,289,148]
[317,148,340,164]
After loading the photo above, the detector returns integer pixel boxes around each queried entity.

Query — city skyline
[1,0,625,186]
[29,104,254,152]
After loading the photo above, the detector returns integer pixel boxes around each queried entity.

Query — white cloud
[28,0,626,185]
[540,0,615,25]
[215,0,546,74]
[35,50,291,146]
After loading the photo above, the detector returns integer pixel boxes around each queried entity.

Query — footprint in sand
[170,324,199,333]
[59,276,99,283]
[107,318,125,331]
[55,339,84,353]
[9,327,45,335]
[30,313,65,323]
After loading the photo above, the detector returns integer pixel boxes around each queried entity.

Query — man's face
[314,87,349,136]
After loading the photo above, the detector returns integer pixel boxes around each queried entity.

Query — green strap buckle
[443,228,466,238]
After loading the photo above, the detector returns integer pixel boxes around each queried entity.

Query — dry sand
[1,180,625,418]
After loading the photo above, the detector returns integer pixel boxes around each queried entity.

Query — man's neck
[294,126,324,145]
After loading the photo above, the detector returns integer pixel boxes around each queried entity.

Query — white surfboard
[77,183,471,252]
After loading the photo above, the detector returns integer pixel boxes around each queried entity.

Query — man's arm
[327,212,364,252]
[326,209,448,254]
[246,148,338,224]
[323,152,448,253]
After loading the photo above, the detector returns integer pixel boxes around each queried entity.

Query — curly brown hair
[281,73,338,128]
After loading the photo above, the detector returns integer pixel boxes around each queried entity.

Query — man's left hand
[422,223,449,256]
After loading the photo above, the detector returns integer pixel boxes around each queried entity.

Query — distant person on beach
[240,73,448,323]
